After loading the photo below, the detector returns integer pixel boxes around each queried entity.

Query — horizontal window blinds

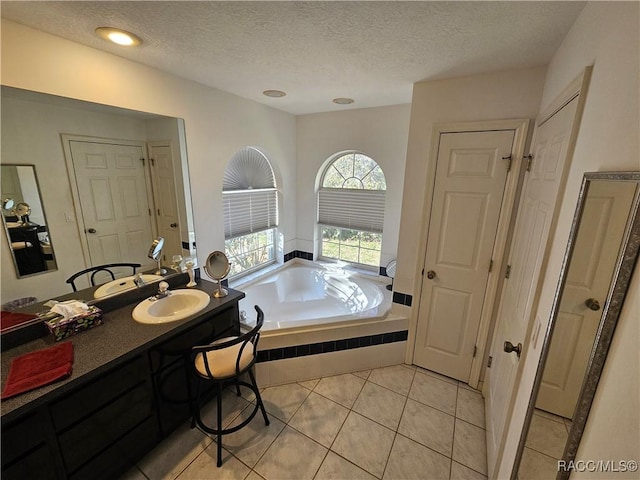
[318,189,385,233]
[223,189,278,239]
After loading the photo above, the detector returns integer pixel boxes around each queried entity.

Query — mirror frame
[1,163,58,278]
[513,171,640,479]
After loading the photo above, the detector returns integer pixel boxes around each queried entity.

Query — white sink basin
[94,274,164,298]
[132,288,211,324]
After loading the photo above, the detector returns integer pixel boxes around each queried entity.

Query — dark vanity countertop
[0,280,244,422]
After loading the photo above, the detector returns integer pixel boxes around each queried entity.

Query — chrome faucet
[149,281,170,301]
[133,273,146,288]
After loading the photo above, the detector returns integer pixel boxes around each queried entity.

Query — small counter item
[45,306,103,341]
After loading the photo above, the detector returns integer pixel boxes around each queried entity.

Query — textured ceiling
[1,1,586,115]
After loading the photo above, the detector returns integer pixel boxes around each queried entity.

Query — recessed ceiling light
[263,90,286,98]
[95,27,142,46]
[333,97,354,105]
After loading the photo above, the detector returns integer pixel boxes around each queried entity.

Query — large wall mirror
[514,171,640,479]
[1,86,197,319]
[1,164,57,277]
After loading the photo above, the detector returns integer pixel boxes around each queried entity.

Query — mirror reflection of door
[148,142,181,261]
[536,180,637,418]
[68,140,156,274]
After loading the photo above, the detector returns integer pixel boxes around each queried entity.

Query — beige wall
[498,2,640,477]
[296,105,411,266]
[1,19,297,303]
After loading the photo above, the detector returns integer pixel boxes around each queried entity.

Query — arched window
[223,147,278,277]
[318,151,386,267]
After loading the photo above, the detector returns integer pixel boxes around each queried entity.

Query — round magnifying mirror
[204,251,231,298]
[385,259,397,291]
[2,198,15,211]
[148,237,167,274]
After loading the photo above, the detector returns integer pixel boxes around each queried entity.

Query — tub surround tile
[284,250,314,262]
[332,412,395,478]
[289,392,349,447]
[314,373,365,408]
[452,419,488,475]
[383,434,451,480]
[409,370,458,415]
[368,364,416,395]
[315,451,377,480]
[392,291,413,306]
[254,426,327,480]
[352,381,407,430]
[398,398,455,457]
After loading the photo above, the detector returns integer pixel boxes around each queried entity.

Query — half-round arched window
[223,147,278,277]
[318,151,386,267]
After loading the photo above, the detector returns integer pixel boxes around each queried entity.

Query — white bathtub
[236,261,392,331]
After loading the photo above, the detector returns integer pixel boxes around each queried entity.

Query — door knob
[585,298,601,311]
[426,270,436,280]
[86,228,97,234]
[170,223,178,228]
[504,341,522,358]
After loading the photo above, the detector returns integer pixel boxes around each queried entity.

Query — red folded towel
[1,342,74,400]
[1,311,38,332]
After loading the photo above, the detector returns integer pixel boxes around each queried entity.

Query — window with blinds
[318,151,386,267]
[223,147,278,277]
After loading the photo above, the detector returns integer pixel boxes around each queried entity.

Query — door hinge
[487,356,493,368]
[489,259,494,273]
[148,208,152,216]
[157,209,161,216]
[505,264,511,279]
[524,154,533,172]
[422,268,425,276]
[150,158,155,167]
[473,345,477,357]
[502,154,513,172]
[140,158,145,166]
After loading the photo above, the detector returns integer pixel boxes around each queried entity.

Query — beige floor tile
[245,471,266,480]
[368,364,415,395]
[314,373,366,408]
[518,447,560,480]
[455,387,485,429]
[332,412,396,478]
[533,408,568,425]
[138,423,212,480]
[450,461,487,479]
[220,408,284,468]
[416,367,458,386]
[353,370,372,380]
[298,378,320,390]
[315,452,377,480]
[119,466,148,480]
[198,388,251,431]
[254,426,327,480]
[260,382,311,422]
[352,381,407,430]
[409,370,458,415]
[398,399,454,457]
[175,444,249,479]
[289,391,349,447]
[525,414,568,459]
[383,434,450,480]
[458,382,480,392]
[452,419,487,475]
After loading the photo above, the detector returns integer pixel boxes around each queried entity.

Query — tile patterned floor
[518,409,571,480]
[122,364,488,480]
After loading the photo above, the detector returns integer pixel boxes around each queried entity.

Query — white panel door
[484,96,580,477]
[69,140,155,276]
[148,143,181,261]
[413,130,514,381]
[536,180,637,418]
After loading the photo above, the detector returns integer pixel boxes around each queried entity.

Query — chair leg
[235,380,242,397]
[249,369,270,426]
[191,377,202,430]
[216,382,223,467]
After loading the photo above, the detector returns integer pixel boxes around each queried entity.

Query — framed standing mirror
[514,172,640,479]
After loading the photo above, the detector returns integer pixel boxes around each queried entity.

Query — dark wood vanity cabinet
[1,294,242,480]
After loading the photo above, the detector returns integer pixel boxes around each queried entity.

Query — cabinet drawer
[58,381,154,474]
[2,410,48,467]
[50,356,148,432]
[3,445,59,480]
[68,415,158,480]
